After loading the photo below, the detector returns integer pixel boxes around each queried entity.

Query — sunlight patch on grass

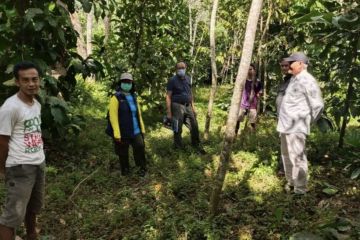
[231,151,259,173]
[238,225,253,240]
[247,166,282,194]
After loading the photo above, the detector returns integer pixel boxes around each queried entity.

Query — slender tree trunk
[261,59,268,112]
[230,31,240,84]
[73,12,87,58]
[209,0,263,217]
[57,0,87,59]
[338,39,358,148]
[338,79,354,148]
[133,3,145,69]
[103,14,111,44]
[190,30,205,82]
[189,0,201,83]
[256,0,272,112]
[204,0,219,140]
[86,8,93,56]
[189,1,193,47]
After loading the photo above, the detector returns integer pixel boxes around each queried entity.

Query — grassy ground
[3,83,359,239]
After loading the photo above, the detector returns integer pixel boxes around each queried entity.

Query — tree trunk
[190,30,205,82]
[209,0,263,217]
[338,79,354,148]
[204,0,219,140]
[57,0,87,59]
[189,1,193,45]
[86,8,93,56]
[132,3,145,69]
[103,14,111,44]
[338,39,358,148]
[230,31,240,84]
[256,0,272,112]
[261,59,268,112]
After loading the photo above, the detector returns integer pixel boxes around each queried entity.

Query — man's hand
[0,135,10,179]
[167,113,172,119]
[114,138,122,144]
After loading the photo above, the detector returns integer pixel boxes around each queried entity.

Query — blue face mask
[177,69,186,77]
[121,83,132,92]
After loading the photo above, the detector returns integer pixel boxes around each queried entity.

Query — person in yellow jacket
[108,73,147,176]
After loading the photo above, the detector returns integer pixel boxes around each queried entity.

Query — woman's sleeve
[109,96,121,139]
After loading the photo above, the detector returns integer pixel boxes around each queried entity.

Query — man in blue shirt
[166,61,205,153]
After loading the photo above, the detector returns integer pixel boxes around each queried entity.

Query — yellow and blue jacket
[108,92,145,139]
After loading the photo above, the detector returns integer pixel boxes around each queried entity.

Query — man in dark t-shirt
[166,61,205,153]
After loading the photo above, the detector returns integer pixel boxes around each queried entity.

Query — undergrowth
[2,83,359,240]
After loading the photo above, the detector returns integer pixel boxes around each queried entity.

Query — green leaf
[48,2,56,12]
[25,8,43,21]
[274,207,283,222]
[68,123,82,135]
[51,107,66,124]
[350,168,360,179]
[316,116,334,132]
[289,231,323,240]
[34,21,44,31]
[81,0,92,13]
[323,227,350,240]
[2,78,15,86]
[337,225,351,232]
[48,96,68,109]
[5,64,13,74]
[322,187,338,195]
[48,18,58,27]
[57,30,65,44]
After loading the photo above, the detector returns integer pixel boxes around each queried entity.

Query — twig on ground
[69,167,100,202]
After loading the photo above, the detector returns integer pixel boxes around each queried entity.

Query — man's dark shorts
[0,162,45,228]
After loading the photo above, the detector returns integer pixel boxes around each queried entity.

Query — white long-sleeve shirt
[277,70,324,135]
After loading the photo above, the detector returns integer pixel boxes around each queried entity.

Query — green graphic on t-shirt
[24,115,41,133]
[23,115,43,153]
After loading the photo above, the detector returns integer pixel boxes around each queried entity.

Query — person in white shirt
[277,52,324,194]
[0,62,45,240]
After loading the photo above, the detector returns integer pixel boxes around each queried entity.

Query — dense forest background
[0,0,359,239]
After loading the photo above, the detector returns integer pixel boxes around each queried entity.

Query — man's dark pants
[114,133,146,174]
[171,102,200,148]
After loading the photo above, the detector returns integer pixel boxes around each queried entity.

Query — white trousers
[280,133,308,193]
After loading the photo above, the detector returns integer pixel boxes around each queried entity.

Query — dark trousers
[171,102,200,148]
[114,133,146,174]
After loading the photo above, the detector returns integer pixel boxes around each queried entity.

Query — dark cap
[283,52,309,64]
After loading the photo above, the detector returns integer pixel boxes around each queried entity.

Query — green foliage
[0,1,105,140]
[99,0,192,110]
[2,84,357,239]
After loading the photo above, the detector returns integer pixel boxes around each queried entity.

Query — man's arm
[0,135,10,174]
[166,91,172,119]
[304,78,324,122]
